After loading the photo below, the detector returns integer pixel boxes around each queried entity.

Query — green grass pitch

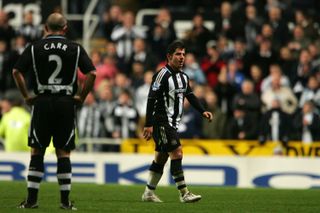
[1,181,320,213]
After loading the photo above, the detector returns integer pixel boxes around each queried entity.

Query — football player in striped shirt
[142,40,213,203]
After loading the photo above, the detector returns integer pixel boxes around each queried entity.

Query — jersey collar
[166,64,180,73]
[45,35,66,39]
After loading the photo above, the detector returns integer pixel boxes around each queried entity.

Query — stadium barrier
[78,138,320,157]
[1,152,320,189]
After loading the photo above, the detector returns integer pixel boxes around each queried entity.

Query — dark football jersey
[14,35,95,96]
[147,65,193,128]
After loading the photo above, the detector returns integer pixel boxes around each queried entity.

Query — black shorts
[29,95,77,151]
[153,124,181,152]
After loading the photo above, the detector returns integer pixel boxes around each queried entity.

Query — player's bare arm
[74,70,96,104]
[12,69,37,105]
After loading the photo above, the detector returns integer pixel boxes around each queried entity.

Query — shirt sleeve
[185,80,206,114]
[78,45,96,74]
[144,72,163,127]
[13,44,32,73]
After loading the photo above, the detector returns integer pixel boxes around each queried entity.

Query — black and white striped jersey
[145,64,205,129]
[77,104,103,138]
[112,103,139,138]
[14,35,95,96]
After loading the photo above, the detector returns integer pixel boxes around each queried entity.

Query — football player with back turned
[13,13,96,210]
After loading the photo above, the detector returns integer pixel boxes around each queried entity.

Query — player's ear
[166,53,171,61]
[44,25,49,33]
[62,24,68,34]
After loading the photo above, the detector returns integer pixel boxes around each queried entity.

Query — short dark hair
[166,40,185,55]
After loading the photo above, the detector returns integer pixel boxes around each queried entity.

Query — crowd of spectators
[1,0,320,152]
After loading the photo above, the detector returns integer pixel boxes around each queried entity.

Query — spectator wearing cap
[0,89,30,152]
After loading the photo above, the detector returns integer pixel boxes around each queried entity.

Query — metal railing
[78,138,122,152]
[61,0,99,52]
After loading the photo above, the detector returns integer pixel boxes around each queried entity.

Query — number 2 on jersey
[48,54,62,84]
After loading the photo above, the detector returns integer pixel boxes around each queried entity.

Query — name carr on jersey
[44,42,68,51]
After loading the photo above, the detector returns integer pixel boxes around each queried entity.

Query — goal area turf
[1,181,320,213]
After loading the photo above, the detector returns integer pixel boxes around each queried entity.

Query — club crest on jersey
[152,82,160,91]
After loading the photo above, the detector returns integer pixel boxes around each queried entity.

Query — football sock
[146,161,164,191]
[57,157,72,205]
[171,159,188,195]
[27,155,44,204]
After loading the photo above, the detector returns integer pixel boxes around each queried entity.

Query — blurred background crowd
[1,0,320,152]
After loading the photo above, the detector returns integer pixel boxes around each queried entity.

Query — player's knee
[149,161,165,174]
[31,148,45,156]
[170,146,183,159]
[170,159,183,176]
[56,149,70,158]
[175,152,183,159]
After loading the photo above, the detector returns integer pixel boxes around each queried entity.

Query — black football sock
[171,159,188,195]
[27,155,44,204]
[146,161,165,191]
[57,157,72,205]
